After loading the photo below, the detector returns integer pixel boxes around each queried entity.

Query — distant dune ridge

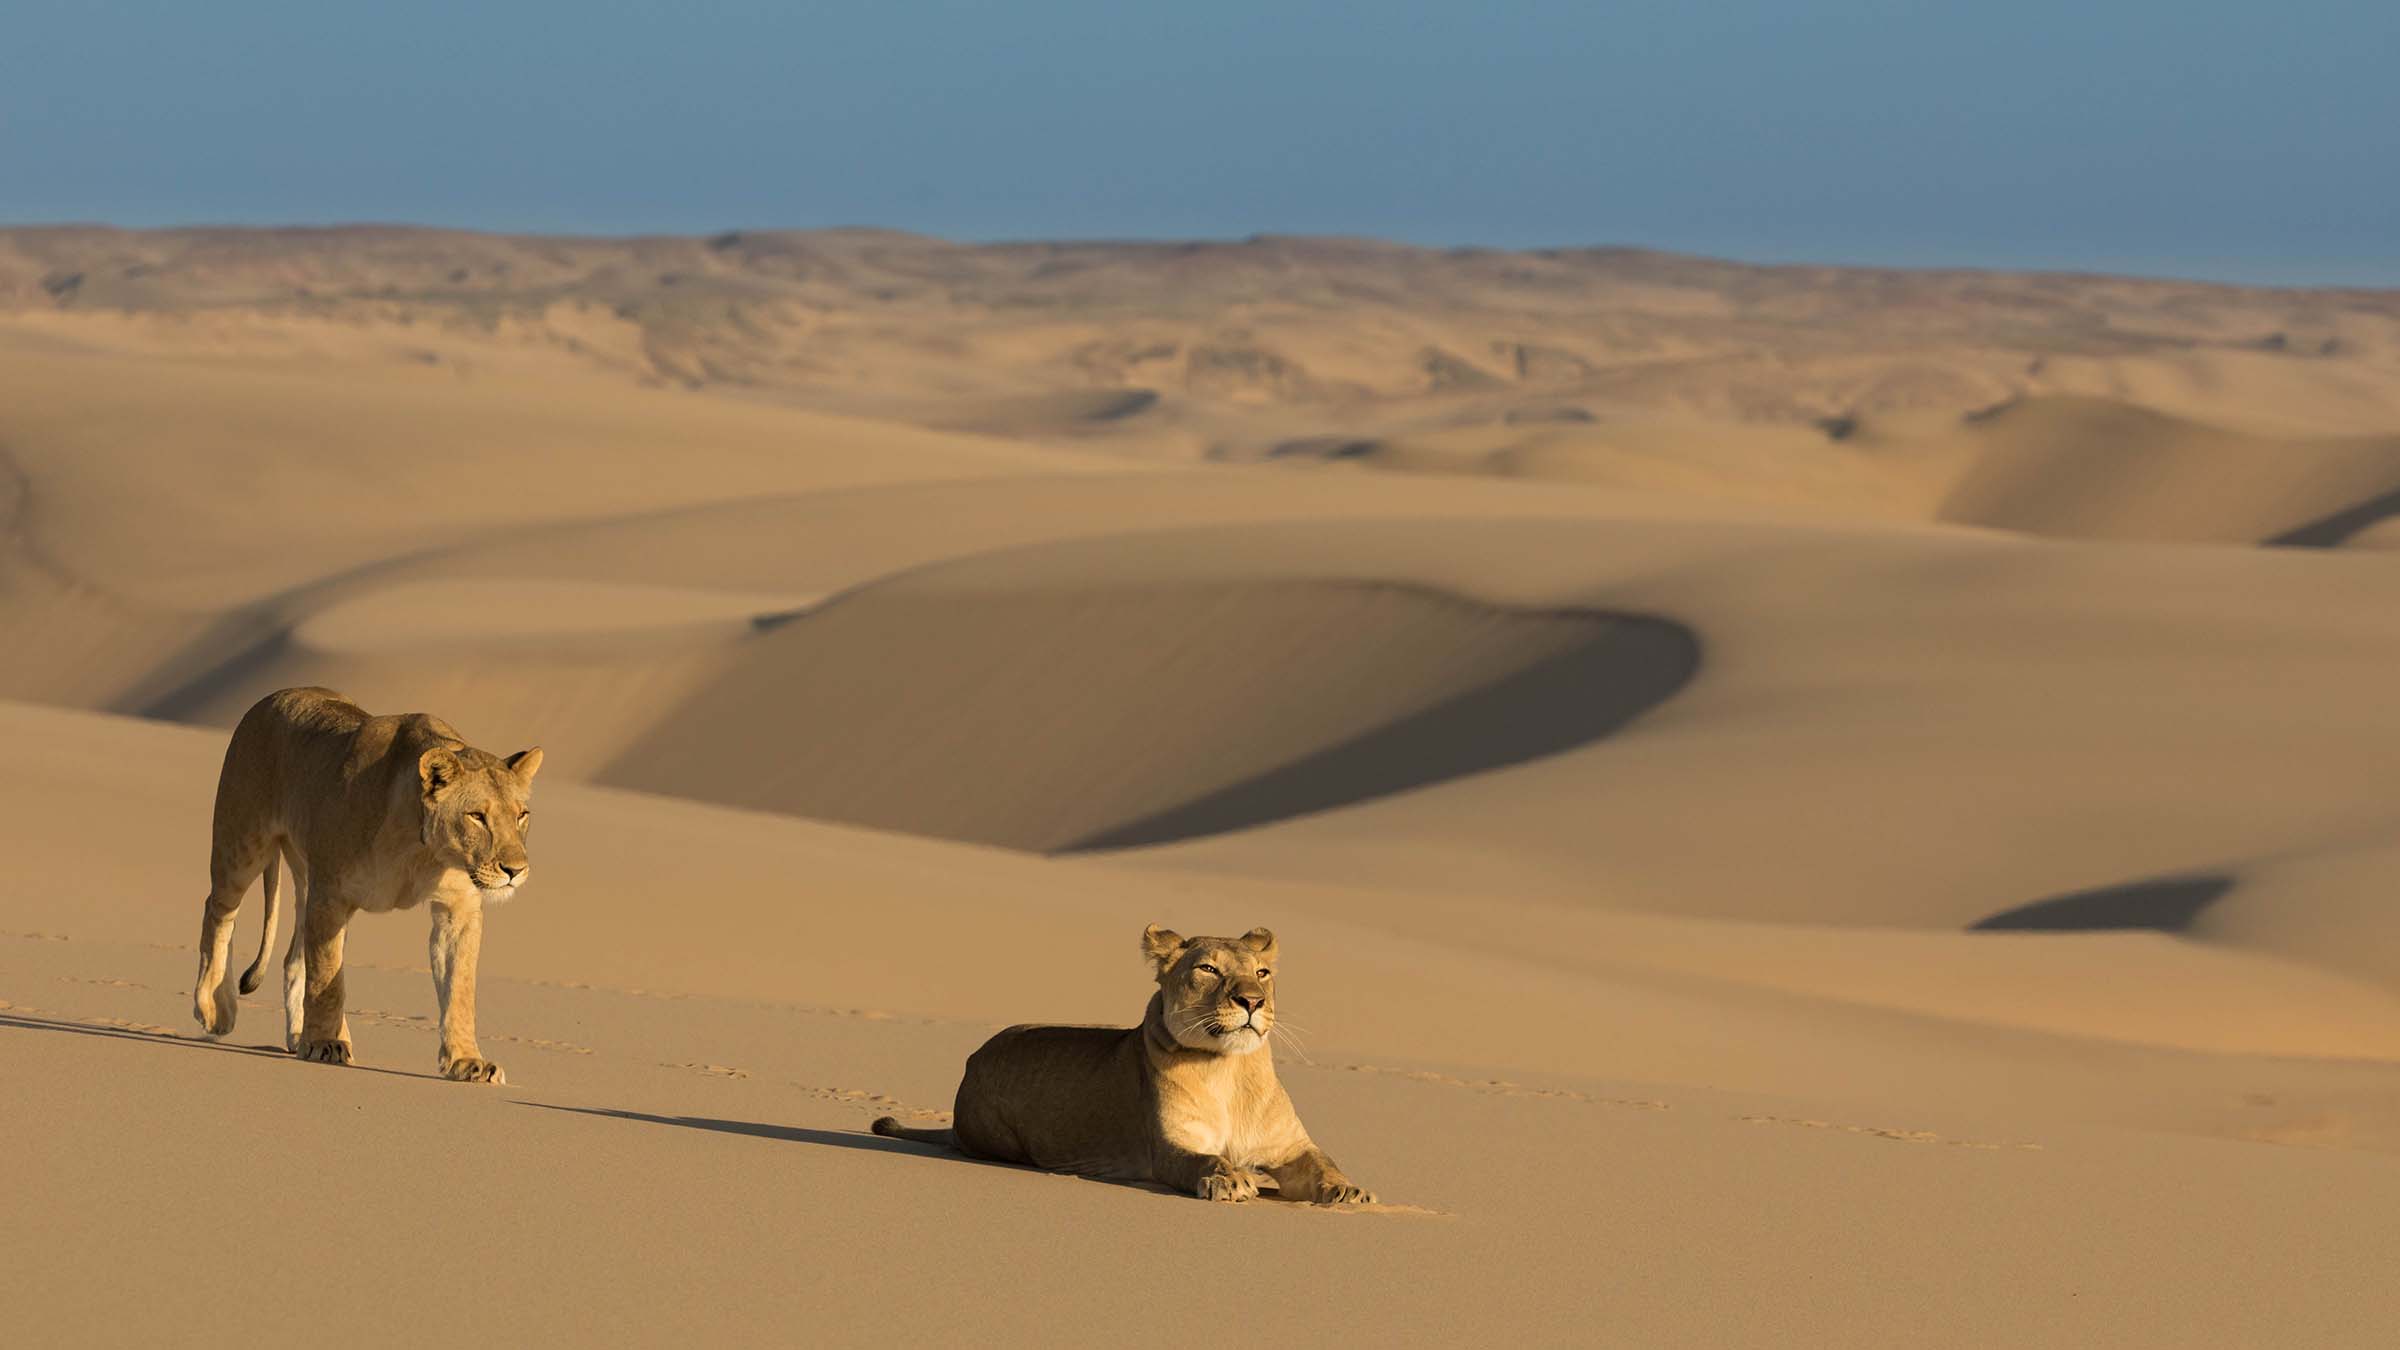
[7,227,2400,1344]
[8,224,2400,537]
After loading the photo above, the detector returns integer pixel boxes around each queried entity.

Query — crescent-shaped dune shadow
[1059,617,1696,852]
[599,576,1699,853]
[1969,876,2234,933]
[2264,484,2400,549]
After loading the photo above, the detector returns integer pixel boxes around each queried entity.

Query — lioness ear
[419,747,462,800]
[1239,927,1277,956]
[1141,924,1186,971]
[506,747,544,784]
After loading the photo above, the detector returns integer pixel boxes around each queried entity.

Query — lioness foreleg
[1155,1146,1260,1203]
[1267,1147,1376,1205]
[293,898,355,1066]
[430,898,504,1084]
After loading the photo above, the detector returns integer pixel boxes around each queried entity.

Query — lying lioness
[191,687,540,1082]
[874,924,1375,1204]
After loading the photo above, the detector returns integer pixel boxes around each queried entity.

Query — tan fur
[873,925,1374,1204]
[191,687,541,1083]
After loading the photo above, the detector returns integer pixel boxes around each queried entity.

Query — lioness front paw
[441,1056,506,1084]
[1197,1169,1260,1203]
[1315,1180,1376,1205]
[294,1038,352,1066]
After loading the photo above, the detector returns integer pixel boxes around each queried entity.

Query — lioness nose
[1232,993,1264,1012]
[500,863,525,882]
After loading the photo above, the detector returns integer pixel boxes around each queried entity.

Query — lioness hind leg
[192,904,241,1035]
[1267,1148,1376,1205]
[192,841,271,1035]
[280,911,306,1051]
[278,853,310,1051]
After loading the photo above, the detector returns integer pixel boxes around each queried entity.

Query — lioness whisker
[1273,1027,1318,1066]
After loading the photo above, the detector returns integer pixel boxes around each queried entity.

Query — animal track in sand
[646,1054,946,1119]
[23,964,2039,1155]
[58,975,148,990]
[12,986,2052,1155]
[92,1013,181,1035]
[1339,1063,2046,1152]
[8,928,187,955]
[348,1007,595,1055]
[347,1006,434,1029]
[1283,1200,1451,1219]
[1335,1063,1670,1111]
[795,1083,948,1122]
[518,975,922,1025]
[1738,1115,2043,1151]
[502,1033,596,1056]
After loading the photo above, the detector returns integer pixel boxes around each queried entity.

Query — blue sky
[5,0,2396,284]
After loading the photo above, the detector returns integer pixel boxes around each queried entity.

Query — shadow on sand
[1968,875,2233,933]
[2265,483,2400,549]
[0,1008,440,1082]
[1063,613,1698,852]
[524,1103,1245,1202]
[522,1102,941,1158]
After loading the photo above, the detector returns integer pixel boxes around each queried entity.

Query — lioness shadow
[524,1103,928,1157]
[0,1009,437,1082]
[523,1103,1193,1199]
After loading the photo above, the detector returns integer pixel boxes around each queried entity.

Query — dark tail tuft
[871,1116,956,1146]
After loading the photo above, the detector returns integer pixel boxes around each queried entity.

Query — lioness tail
[871,1117,955,1146]
[237,851,281,995]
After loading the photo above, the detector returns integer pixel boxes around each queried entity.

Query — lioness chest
[1154,1065,1306,1168]
[336,846,463,915]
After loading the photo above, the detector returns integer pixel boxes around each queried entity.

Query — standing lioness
[874,924,1375,1204]
[191,687,541,1082]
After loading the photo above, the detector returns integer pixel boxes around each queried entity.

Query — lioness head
[1143,923,1277,1056]
[418,744,544,900]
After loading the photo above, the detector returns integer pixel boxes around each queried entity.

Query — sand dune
[8,228,2400,1344]
[1236,415,1957,520]
[605,568,1692,850]
[1938,396,2400,543]
[12,697,2400,1345]
[11,225,2400,517]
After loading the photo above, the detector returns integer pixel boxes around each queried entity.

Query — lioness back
[260,685,371,735]
[953,1024,1144,1171]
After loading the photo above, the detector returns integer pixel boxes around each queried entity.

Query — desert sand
[5,227,2400,1345]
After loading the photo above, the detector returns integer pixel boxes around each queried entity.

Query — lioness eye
[467,811,487,826]
[1196,963,1220,976]
[1258,969,1272,978]
[518,812,531,827]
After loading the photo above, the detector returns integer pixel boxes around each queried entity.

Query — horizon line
[4,216,2396,296]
